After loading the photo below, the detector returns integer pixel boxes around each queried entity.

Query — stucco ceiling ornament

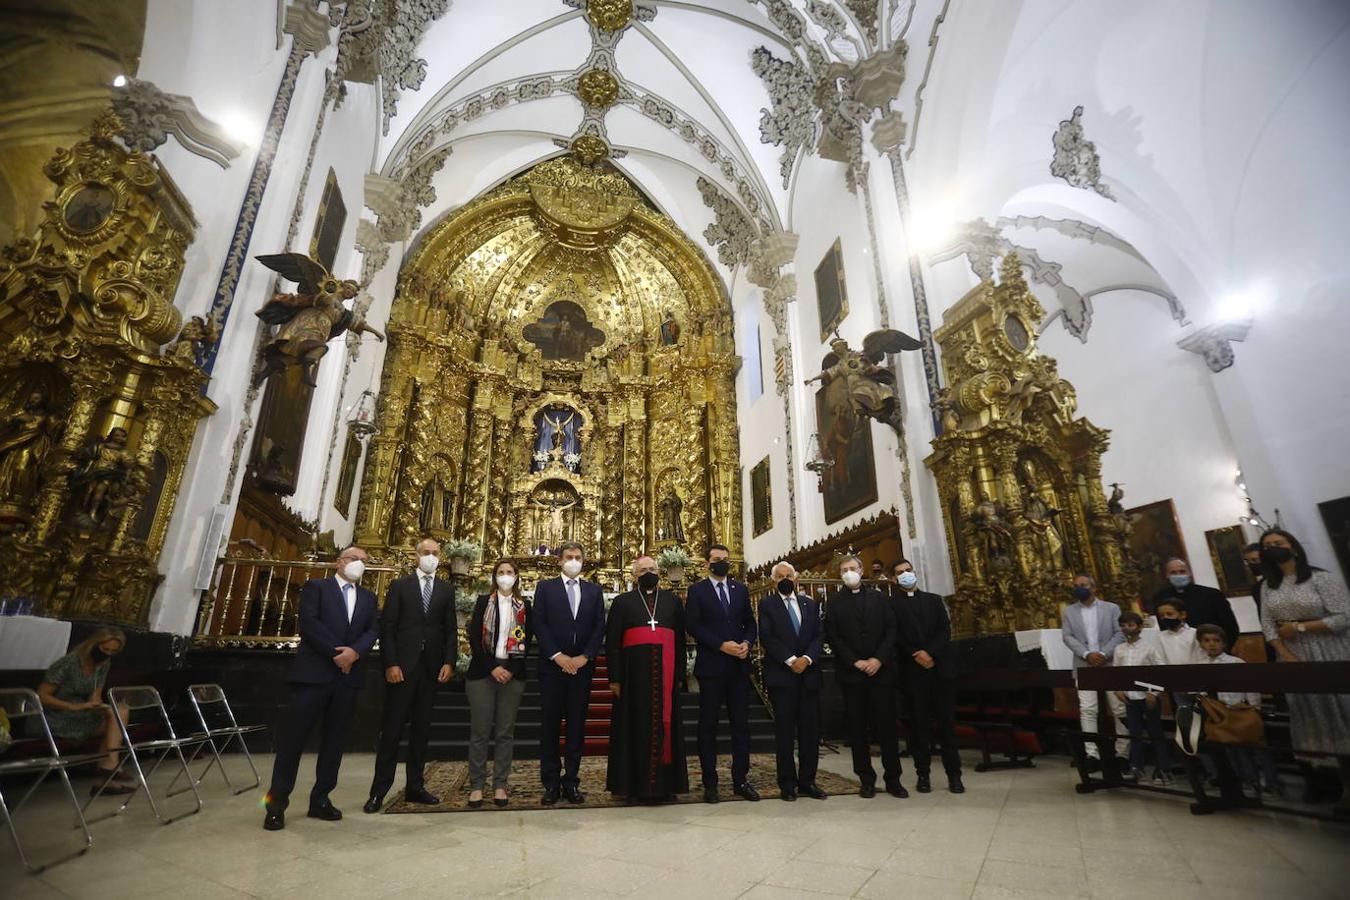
[371,146,452,243]
[1050,106,1116,201]
[110,78,244,169]
[331,0,452,135]
[750,47,819,189]
[577,68,620,109]
[1177,320,1251,373]
[846,0,882,44]
[697,177,757,269]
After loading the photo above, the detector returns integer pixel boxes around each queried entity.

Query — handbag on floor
[1197,696,1264,745]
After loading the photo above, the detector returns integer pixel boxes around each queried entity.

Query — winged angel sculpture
[253,253,384,387]
[804,328,923,427]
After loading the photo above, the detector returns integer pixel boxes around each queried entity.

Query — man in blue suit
[264,546,379,830]
[685,543,760,803]
[533,540,606,805]
[758,561,827,801]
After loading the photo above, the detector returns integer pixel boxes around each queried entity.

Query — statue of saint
[254,253,385,387]
[68,426,137,525]
[0,390,58,502]
[658,489,684,543]
[1020,475,1067,571]
[970,494,1012,565]
[804,329,922,425]
[659,310,681,347]
[169,315,219,366]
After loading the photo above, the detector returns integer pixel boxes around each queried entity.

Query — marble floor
[4,751,1348,899]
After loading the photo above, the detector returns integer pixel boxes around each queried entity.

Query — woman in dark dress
[37,626,132,794]
[465,560,533,807]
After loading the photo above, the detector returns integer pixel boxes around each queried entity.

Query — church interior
[2,1,1349,897]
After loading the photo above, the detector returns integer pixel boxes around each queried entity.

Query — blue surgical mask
[1168,574,1192,589]
[1072,586,1093,601]
[897,572,918,590]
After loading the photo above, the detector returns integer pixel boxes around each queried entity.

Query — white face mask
[841,570,862,588]
[417,554,438,575]
[561,559,583,578]
[897,572,918,590]
[496,573,517,592]
[343,559,365,581]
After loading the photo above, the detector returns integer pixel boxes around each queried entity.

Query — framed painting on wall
[1126,499,1187,604]
[815,376,878,525]
[813,238,849,342]
[1318,495,1350,583]
[308,168,346,271]
[1206,525,1254,596]
[750,457,772,537]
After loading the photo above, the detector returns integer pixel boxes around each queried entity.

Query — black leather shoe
[703,785,719,804]
[494,795,509,807]
[467,797,484,809]
[563,785,585,804]
[263,809,285,831]
[541,786,560,806]
[733,782,761,802]
[886,782,910,799]
[800,784,828,800]
[307,803,342,821]
[859,784,876,799]
[948,776,966,794]
[780,788,797,801]
[916,774,932,794]
[405,787,439,805]
[362,795,383,814]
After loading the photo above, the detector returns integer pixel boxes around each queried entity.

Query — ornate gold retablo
[587,0,634,32]
[569,134,612,167]
[577,68,620,109]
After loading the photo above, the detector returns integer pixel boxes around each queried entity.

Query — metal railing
[192,557,402,648]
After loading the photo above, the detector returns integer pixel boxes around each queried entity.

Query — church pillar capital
[1177,319,1252,373]
[283,1,333,58]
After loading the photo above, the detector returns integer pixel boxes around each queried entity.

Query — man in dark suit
[363,538,458,813]
[892,559,964,794]
[1149,557,1241,649]
[826,554,906,798]
[533,540,606,805]
[264,546,379,831]
[758,561,827,801]
[685,542,759,803]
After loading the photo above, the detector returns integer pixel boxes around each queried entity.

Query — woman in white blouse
[465,560,534,807]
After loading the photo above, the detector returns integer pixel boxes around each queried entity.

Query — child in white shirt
[1196,625,1281,796]
[1112,611,1173,784]
[1154,598,1206,666]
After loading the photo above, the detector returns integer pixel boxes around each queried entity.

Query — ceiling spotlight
[112,74,128,88]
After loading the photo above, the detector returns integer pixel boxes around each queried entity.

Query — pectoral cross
[648,614,659,631]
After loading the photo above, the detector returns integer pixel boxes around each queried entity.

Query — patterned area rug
[384,754,860,813]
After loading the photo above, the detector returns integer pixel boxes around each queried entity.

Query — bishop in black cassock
[606,556,689,802]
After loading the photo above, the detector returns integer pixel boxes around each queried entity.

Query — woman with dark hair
[465,559,533,807]
[36,626,133,795]
[1258,528,1350,810]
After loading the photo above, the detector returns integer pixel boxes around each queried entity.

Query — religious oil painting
[814,238,849,342]
[522,300,606,361]
[1206,524,1254,597]
[750,456,772,537]
[308,168,346,271]
[1318,495,1350,583]
[1126,499,1188,602]
[816,375,877,525]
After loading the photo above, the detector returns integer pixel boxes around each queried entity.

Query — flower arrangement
[656,546,693,569]
[442,539,481,562]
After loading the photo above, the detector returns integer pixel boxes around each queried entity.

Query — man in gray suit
[1060,573,1126,768]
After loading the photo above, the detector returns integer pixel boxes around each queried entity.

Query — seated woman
[465,560,533,808]
[36,626,132,795]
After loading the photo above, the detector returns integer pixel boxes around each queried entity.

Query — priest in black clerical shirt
[892,558,964,794]
[606,554,689,803]
[1149,557,1241,649]
[826,554,906,798]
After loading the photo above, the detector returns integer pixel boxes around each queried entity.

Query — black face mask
[709,560,731,577]
[637,572,660,591]
[1261,546,1293,566]
[89,646,111,663]
[777,578,796,596]
[1158,616,1183,631]
[1246,562,1263,577]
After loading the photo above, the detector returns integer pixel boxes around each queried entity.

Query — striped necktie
[421,575,433,615]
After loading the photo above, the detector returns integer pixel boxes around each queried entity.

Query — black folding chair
[0,688,105,873]
[85,686,204,825]
[171,684,266,796]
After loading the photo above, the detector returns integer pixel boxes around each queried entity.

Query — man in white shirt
[1060,573,1126,765]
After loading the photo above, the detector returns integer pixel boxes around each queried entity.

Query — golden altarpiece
[0,113,215,623]
[354,157,743,585]
[925,254,1132,637]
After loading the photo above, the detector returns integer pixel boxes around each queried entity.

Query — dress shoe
[703,785,720,804]
[405,787,439,805]
[362,795,384,814]
[733,782,761,802]
[541,786,560,806]
[886,782,910,799]
[779,788,797,801]
[494,792,509,808]
[563,785,585,804]
[307,803,342,821]
[262,809,285,831]
[799,784,828,800]
[915,774,932,794]
[948,776,966,794]
[859,783,876,799]
[467,796,484,809]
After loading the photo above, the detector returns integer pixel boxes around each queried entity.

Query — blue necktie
[786,598,801,635]
[716,581,729,614]
[342,582,354,623]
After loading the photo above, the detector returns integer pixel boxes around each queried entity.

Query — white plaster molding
[283,0,333,57]
[110,78,244,168]
[1177,319,1252,373]
[1050,105,1115,201]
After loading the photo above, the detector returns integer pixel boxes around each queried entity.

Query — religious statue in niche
[1019,462,1068,571]
[804,328,922,428]
[168,315,220,367]
[522,300,605,362]
[419,474,454,535]
[253,252,385,387]
[527,479,581,550]
[657,488,685,543]
[532,404,582,472]
[970,493,1013,571]
[0,390,60,505]
[658,310,681,346]
[67,426,141,528]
